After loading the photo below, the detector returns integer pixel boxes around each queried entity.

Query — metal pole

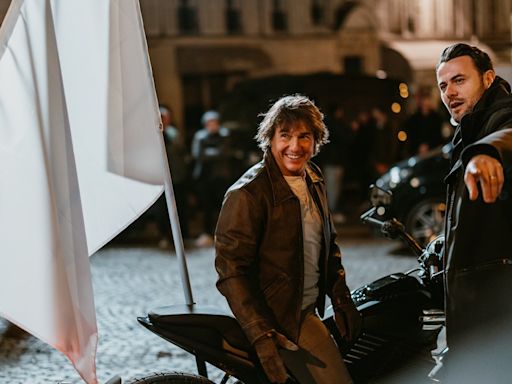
[158,126,194,305]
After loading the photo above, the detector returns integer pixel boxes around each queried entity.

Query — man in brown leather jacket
[215,95,361,383]
[436,44,512,382]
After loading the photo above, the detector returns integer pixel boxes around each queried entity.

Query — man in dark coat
[436,43,512,382]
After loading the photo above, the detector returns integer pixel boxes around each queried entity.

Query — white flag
[53,0,164,254]
[0,0,99,382]
[0,0,165,383]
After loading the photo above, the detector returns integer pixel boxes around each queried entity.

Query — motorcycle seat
[148,304,252,352]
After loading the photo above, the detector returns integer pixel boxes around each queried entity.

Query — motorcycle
[127,186,445,384]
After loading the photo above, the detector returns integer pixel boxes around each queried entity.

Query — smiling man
[436,44,512,382]
[215,95,360,383]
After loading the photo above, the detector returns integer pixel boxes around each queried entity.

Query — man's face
[205,119,220,133]
[270,121,315,176]
[436,55,495,123]
[160,111,171,126]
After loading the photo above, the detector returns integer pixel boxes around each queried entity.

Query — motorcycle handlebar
[360,207,383,226]
[361,208,424,257]
[395,228,424,257]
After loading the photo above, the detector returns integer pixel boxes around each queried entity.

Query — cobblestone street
[0,232,418,384]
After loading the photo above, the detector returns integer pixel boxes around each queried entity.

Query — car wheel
[405,197,446,246]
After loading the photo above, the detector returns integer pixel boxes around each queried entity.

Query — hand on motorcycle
[253,330,299,383]
[334,297,362,344]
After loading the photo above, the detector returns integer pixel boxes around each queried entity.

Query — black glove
[253,330,299,383]
[334,297,362,344]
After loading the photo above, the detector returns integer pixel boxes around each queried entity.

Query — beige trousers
[280,307,353,384]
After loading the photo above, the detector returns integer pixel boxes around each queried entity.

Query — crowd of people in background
[151,92,451,248]
[404,90,447,156]
[314,96,451,222]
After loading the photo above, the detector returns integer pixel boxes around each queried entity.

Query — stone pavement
[0,234,418,384]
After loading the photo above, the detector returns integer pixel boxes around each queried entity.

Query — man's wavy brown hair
[255,94,329,155]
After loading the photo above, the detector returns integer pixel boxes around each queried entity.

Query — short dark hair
[255,94,328,155]
[436,43,493,74]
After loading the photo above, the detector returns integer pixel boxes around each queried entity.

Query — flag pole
[158,126,194,305]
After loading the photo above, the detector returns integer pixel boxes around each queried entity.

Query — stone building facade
[1,0,511,132]
[141,0,382,131]
[139,0,512,132]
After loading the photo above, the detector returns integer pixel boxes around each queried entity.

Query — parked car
[374,143,452,246]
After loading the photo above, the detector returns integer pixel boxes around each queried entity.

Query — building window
[470,0,478,36]
[272,0,288,32]
[178,0,198,35]
[407,16,415,34]
[334,1,358,30]
[388,0,402,34]
[344,56,363,75]
[311,0,325,26]
[226,0,242,34]
[486,0,495,35]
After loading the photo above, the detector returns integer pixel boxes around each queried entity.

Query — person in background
[316,104,350,223]
[436,43,512,382]
[191,110,232,247]
[404,91,445,156]
[369,107,396,177]
[345,111,373,203]
[215,95,361,383]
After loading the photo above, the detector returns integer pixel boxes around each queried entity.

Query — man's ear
[483,70,496,89]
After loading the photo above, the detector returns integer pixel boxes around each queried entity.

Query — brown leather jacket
[215,152,352,344]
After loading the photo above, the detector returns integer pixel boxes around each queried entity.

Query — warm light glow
[397,130,407,141]
[391,102,401,113]
[399,83,409,98]
[376,70,387,79]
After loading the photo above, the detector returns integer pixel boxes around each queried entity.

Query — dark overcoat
[443,77,512,381]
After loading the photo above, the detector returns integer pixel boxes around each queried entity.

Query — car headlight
[376,166,413,189]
